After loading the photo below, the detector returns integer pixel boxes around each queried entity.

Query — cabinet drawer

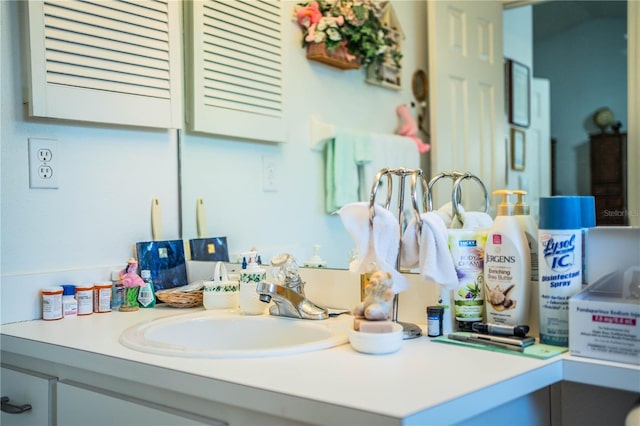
[1,365,56,426]
[57,381,226,426]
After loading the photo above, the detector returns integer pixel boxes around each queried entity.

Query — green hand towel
[325,129,372,213]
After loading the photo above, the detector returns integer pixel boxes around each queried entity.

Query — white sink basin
[120,310,350,358]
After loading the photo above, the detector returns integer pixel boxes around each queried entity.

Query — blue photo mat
[136,240,188,291]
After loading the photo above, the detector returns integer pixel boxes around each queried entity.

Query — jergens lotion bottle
[484,190,531,326]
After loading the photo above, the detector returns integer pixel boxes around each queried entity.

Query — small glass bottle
[111,270,124,310]
[61,284,77,319]
[138,270,156,308]
[427,306,444,337]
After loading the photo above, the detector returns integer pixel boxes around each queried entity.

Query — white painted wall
[1,1,428,323]
[180,1,428,268]
[503,6,533,69]
[534,18,628,195]
[1,1,180,322]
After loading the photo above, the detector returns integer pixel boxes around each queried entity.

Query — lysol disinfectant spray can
[538,196,582,346]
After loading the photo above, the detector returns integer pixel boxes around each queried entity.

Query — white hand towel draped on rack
[339,169,491,338]
[436,202,494,229]
[339,170,491,291]
[338,202,408,293]
[401,212,458,289]
[400,173,492,290]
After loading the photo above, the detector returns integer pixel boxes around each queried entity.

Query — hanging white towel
[401,212,458,289]
[457,211,493,229]
[433,202,455,228]
[362,133,420,196]
[449,204,493,229]
[338,202,408,292]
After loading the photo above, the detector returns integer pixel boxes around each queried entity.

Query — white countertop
[1,307,638,425]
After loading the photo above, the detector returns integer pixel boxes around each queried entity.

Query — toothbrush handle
[151,197,162,241]
[196,197,206,238]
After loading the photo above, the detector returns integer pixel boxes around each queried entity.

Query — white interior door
[528,78,551,219]
[427,1,505,212]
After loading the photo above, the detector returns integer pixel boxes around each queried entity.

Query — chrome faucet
[255,254,328,320]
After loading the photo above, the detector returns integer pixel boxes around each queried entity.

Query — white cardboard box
[569,227,640,365]
[569,270,640,365]
[584,226,640,285]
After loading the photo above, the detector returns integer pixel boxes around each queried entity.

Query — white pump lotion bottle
[484,190,531,326]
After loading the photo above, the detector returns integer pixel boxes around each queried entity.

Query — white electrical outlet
[262,155,278,192]
[29,138,58,189]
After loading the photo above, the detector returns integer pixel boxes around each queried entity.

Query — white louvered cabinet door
[186,0,286,143]
[26,0,182,129]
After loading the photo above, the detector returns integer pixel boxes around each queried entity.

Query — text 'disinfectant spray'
[538,196,582,347]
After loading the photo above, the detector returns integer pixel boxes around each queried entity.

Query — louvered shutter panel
[187,0,286,143]
[26,0,182,129]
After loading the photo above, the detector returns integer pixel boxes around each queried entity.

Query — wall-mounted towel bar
[310,115,418,152]
[310,115,335,151]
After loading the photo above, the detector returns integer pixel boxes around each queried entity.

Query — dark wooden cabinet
[590,131,627,225]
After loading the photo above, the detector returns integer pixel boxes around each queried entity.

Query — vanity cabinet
[57,381,225,426]
[0,365,56,426]
[1,353,305,426]
[54,378,304,426]
[3,308,639,426]
[590,131,627,225]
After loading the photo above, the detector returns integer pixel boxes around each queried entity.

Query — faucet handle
[269,253,301,286]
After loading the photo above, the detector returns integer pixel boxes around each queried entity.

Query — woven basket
[306,42,360,70]
[155,289,203,308]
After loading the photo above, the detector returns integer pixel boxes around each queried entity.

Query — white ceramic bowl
[203,291,239,310]
[348,323,404,355]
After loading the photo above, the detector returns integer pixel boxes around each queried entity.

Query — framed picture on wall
[506,59,530,128]
[511,128,526,171]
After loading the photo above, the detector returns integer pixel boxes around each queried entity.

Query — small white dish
[348,322,404,355]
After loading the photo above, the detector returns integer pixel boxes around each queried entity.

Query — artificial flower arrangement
[293,0,402,74]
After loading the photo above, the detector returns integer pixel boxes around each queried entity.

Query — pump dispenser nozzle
[513,190,530,215]
[493,190,514,216]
